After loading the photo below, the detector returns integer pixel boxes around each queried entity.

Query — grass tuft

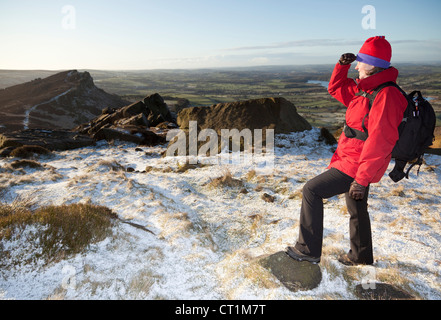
[207,168,244,189]
[9,159,43,169]
[0,202,118,267]
[10,145,51,159]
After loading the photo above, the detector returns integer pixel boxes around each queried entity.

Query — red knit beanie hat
[356,36,392,69]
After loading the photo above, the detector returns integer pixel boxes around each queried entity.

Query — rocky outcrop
[74,93,177,146]
[177,97,311,134]
[0,70,128,133]
[166,97,312,156]
[0,92,179,155]
[0,129,95,157]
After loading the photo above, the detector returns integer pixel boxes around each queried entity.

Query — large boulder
[166,97,312,156]
[177,97,311,134]
[143,93,174,127]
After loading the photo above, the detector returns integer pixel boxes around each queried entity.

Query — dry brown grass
[389,186,406,197]
[0,201,118,267]
[245,169,256,181]
[175,161,210,173]
[9,145,51,159]
[288,189,303,200]
[206,168,244,189]
[9,159,44,170]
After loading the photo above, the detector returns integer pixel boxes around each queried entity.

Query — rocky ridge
[74,93,177,146]
[0,70,128,133]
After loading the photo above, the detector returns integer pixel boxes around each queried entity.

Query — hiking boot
[338,253,373,266]
[285,246,320,264]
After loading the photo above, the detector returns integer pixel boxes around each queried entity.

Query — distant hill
[0,70,128,133]
[0,70,59,89]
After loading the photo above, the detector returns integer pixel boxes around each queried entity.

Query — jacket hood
[357,67,399,92]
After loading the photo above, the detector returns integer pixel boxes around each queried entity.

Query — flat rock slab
[259,251,322,292]
[355,283,414,300]
[0,129,95,151]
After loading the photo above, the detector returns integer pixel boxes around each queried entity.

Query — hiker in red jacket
[286,36,408,265]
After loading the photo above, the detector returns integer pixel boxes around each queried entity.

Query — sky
[0,0,440,70]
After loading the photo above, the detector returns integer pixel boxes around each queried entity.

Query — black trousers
[294,168,374,264]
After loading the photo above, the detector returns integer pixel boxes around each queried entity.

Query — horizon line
[2,60,441,73]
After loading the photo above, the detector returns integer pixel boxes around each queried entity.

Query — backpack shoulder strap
[354,81,403,137]
[358,81,404,110]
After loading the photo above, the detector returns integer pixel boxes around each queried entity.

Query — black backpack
[357,81,436,183]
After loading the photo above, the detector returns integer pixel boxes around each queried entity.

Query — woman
[286,36,408,265]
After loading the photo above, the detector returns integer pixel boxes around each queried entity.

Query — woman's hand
[339,53,357,65]
[349,180,367,200]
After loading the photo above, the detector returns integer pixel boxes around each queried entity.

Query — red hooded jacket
[328,63,408,187]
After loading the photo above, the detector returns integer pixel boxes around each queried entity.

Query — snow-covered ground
[1,127,440,300]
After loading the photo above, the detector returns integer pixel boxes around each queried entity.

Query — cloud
[98,39,441,70]
[225,38,441,52]
[225,39,363,51]
[250,57,270,64]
